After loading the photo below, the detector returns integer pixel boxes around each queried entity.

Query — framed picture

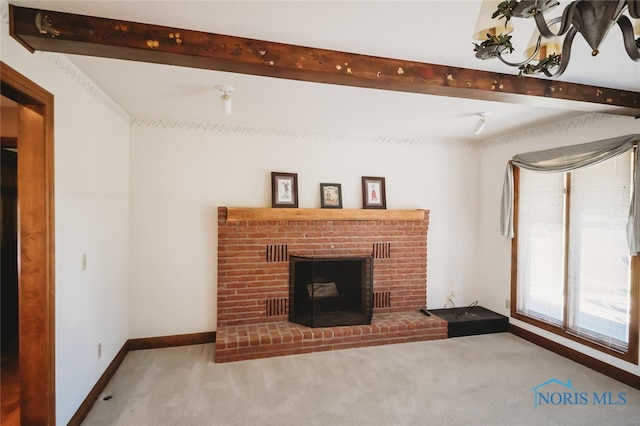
[320,183,342,209]
[271,172,298,208]
[362,176,386,209]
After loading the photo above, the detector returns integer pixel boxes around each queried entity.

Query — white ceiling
[10,0,640,142]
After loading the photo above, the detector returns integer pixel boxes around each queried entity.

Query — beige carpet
[82,333,640,425]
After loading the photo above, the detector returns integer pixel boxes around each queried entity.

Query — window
[513,150,639,362]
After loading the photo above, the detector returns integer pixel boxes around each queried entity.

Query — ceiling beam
[9,5,640,116]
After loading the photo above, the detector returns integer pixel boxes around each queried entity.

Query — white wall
[477,113,640,376]
[128,121,481,337]
[1,2,131,423]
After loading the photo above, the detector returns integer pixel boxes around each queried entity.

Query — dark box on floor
[427,306,508,338]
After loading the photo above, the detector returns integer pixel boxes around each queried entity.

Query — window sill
[512,311,638,364]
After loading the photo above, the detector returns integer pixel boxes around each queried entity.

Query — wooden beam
[224,207,427,222]
[9,5,640,116]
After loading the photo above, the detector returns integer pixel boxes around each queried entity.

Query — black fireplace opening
[289,255,373,327]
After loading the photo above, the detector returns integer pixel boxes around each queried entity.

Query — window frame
[511,161,640,364]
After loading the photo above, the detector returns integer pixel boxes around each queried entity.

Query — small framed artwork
[362,176,386,209]
[271,172,298,208]
[320,183,342,209]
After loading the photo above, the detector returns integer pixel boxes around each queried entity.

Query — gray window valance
[500,134,640,254]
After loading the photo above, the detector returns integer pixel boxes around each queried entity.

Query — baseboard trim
[509,324,640,390]
[127,331,216,351]
[68,331,216,425]
[67,341,129,426]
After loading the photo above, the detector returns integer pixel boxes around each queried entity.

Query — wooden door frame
[1,61,56,424]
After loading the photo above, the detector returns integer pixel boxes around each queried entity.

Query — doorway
[1,62,55,425]
[1,127,19,424]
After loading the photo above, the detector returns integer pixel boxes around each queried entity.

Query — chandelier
[472,0,640,77]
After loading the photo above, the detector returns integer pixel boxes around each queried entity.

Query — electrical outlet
[445,290,456,308]
[505,298,510,310]
[97,342,102,359]
[82,253,87,271]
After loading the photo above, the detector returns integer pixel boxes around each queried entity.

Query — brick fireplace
[215,207,447,362]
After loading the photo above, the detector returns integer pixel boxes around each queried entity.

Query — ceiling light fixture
[214,84,234,115]
[473,113,490,135]
[472,0,640,78]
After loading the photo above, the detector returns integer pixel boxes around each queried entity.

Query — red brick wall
[217,207,429,327]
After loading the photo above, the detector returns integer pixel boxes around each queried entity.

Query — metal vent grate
[373,291,391,308]
[266,298,288,316]
[266,244,288,262]
[372,242,391,259]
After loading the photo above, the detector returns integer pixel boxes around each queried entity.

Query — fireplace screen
[289,255,373,327]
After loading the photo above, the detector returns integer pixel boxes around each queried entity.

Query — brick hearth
[215,312,447,363]
[216,207,446,363]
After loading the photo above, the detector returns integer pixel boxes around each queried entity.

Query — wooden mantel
[224,207,427,222]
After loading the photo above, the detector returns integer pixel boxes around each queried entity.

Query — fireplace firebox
[289,255,373,327]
